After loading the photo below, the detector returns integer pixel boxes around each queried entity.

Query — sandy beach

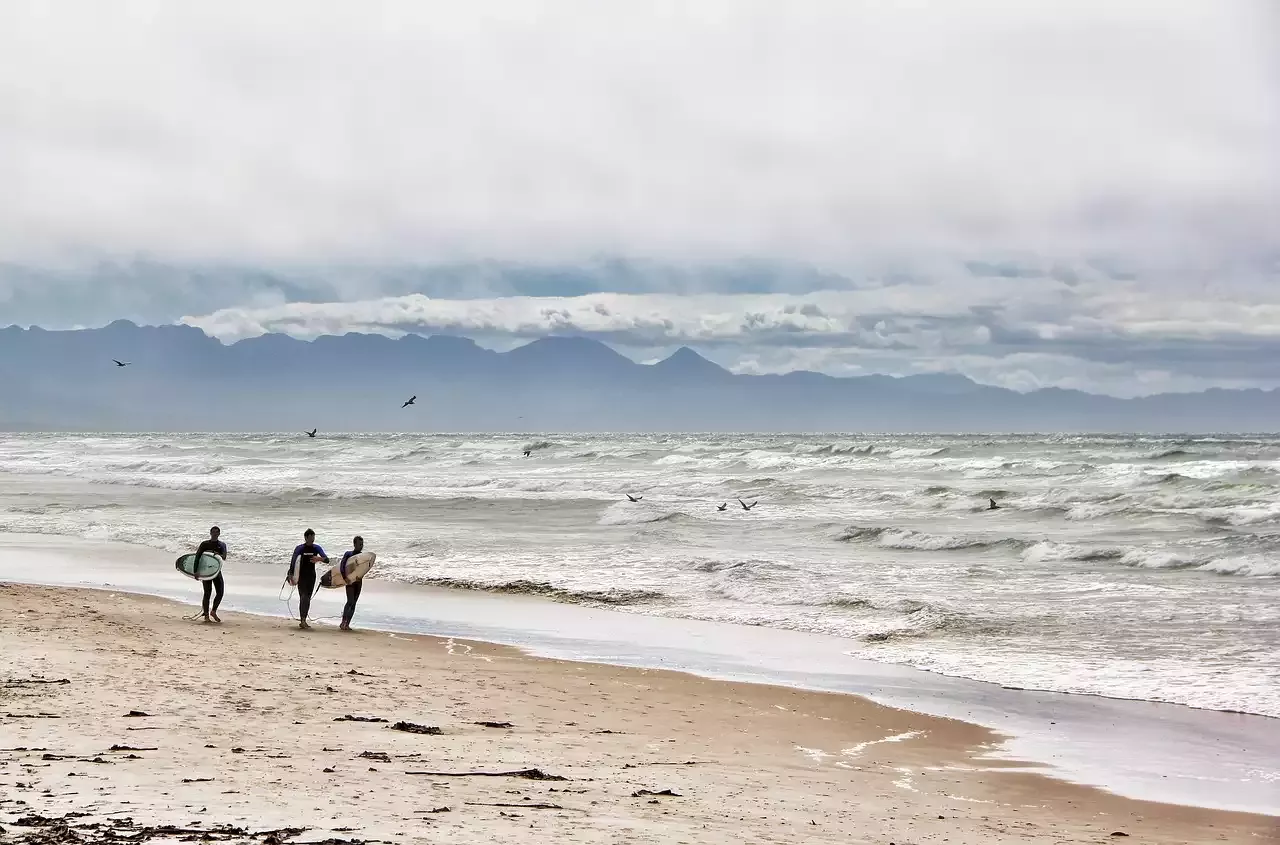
[1,583,1276,845]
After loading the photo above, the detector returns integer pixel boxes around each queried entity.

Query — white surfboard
[319,551,376,588]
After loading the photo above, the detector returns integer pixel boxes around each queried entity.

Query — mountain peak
[652,346,727,375]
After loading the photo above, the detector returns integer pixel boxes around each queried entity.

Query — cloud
[181,271,1280,397]
[2,0,1277,265]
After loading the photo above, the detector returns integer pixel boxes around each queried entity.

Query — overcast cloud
[3,1,1278,396]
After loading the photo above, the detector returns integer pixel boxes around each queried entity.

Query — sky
[2,1,1278,397]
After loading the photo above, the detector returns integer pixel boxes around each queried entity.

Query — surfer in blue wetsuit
[339,535,365,632]
[290,529,329,629]
[194,526,228,623]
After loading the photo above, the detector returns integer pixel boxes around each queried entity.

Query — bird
[716,503,727,512]
[738,499,757,511]
[626,494,643,503]
[401,396,416,408]
[112,359,131,368]
[305,429,318,438]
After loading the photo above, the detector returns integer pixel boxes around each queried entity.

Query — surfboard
[175,552,223,581]
[320,552,376,588]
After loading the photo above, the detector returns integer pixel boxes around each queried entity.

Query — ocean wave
[859,606,1013,644]
[1021,541,1125,563]
[837,526,1029,552]
[597,505,687,526]
[802,442,877,456]
[406,576,667,605]
[824,595,933,614]
[1117,549,1201,570]
[1143,448,1196,461]
[1199,503,1280,527]
[1195,555,1280,577]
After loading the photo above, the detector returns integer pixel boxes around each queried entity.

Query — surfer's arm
[315,545,329,563]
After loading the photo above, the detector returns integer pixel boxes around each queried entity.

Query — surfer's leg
[210,573,225,622]
[201,579,213,620]
[341,581,362,629]
[297,564,316,626]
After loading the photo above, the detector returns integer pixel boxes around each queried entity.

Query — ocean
[0,432,1277,719]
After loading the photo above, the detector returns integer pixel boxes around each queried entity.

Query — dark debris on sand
[333,715,387,723]
[405,768,568,781]
[388,721,441,735]
[4,814,311,844]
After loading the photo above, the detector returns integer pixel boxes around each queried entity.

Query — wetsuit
[339,549,363,626]
[195,539,228,617]
[291,542,327,620]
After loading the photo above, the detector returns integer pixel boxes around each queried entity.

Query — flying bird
[113,359,131,368]
[401,396,417,408]
[716,503,727,512]
[626,494,643,503]
[305,429,318,438]
[738,499,757,511]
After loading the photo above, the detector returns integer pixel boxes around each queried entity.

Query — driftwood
[405,768,567,781]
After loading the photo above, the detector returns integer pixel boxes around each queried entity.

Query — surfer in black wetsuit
[194,526,228,623]
[290,529,329,630]
[339,535,365,632]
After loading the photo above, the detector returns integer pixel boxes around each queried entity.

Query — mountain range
[1,320,1276,432]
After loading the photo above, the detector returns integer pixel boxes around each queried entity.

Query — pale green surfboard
[174,552,223,581]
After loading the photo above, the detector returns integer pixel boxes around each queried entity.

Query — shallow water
[0,432,1277,717]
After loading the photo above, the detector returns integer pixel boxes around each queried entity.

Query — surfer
[627,493,643,502]
[988,498,1000,510]
[338,535,366,631]
[194,526,228,623]
[289,529,329,629]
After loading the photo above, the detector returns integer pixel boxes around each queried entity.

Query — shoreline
[3,582,1278,845]
[1,531,1278,819]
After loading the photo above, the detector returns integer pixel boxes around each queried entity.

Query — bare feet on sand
[210,611,221,623]
[339,622,350,631]
[299,620,310,630]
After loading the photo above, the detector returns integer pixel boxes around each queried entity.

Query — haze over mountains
[2,320,1277,432]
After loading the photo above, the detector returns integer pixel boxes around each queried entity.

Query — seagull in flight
[401,395,417,408]
[305,429,318,438]
[626,493,643,503]
[738,499,758,511]
[113,359,131,368]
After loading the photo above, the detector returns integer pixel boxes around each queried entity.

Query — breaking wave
[837,526,1030,552]
[405,577,668,605]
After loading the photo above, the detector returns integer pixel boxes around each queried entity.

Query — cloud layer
[3,0,1277,263]
[182,266,1280,397]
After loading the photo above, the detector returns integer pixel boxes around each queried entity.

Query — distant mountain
[0,321,1277,432]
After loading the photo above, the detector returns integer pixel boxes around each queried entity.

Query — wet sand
[1,583,1276,844]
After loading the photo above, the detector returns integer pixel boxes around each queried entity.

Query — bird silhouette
[738,499,757,511]
[112,359,131,368]
[401,396,416,408]
[716,502,727,511]
[305,429,318,438]
[626,494,643,503]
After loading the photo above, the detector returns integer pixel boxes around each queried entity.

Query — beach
[2,581,1277,845]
